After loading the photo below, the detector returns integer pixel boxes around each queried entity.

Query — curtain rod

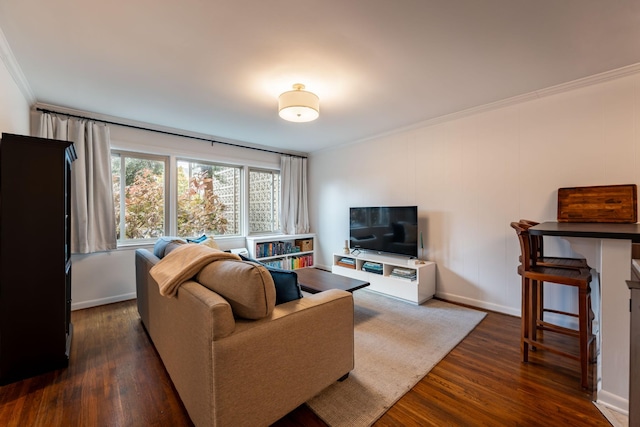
[36,107,307,159]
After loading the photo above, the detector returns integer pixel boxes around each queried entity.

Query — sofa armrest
[135,248,160,327]
[209,289,355,427]
[136,248,237,338]
[145,280,237,427]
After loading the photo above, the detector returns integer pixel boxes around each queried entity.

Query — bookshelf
[332,252,436,304]
[246,233,315,270]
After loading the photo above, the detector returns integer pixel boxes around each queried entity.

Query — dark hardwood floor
[0,299,610,426]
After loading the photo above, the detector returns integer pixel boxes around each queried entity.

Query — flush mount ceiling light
[278,83,319,122]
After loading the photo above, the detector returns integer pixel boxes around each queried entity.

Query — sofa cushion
[240,255,303,305]
[154,236,187,258]
[196,260,276,319]
[199,237,220,249]
[187,234,220,249]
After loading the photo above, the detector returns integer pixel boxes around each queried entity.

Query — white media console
[331,252,436,304]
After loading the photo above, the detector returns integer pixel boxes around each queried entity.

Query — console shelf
[246,233,315,270]
[332,252,436,304]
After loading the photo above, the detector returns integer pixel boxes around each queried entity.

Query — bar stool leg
[529,279,538,350]
[579,285,591,389]
[587,289,597,364]
[538,281,544,323]
[521,277,530,362]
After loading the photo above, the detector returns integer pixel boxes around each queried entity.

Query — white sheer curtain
[280,155,309,234]
[34,112,117,253]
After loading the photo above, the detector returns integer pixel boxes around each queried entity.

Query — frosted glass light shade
[278,84,319,122]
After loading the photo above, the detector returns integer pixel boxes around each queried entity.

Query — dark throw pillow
[239,255,303,305]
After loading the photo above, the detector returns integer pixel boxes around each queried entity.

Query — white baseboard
[71,292,136,311]
[435,295,578,327]
[597,390,629,415]
[435,291,520,317]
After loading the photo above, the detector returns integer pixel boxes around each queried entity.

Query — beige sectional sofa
[135,239,354,427]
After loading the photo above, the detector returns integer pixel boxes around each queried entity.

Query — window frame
[247,167,282,235]
[111,150,170,245]
[175,157,244,238]
[111,149,284,247]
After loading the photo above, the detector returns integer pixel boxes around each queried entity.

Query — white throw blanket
[150,244,240,297]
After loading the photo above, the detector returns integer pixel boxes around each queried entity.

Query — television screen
[349,206,418,258]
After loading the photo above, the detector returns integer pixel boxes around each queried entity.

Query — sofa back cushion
[196,260,276,319]
[153,237,186,258]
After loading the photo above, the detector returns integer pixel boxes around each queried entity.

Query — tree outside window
[112,152,167,240]
[112,151,281,244]
[176,160,240,237]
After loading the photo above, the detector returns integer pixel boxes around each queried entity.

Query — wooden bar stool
[519,219,590,270]
[518,219,591,328]
[511,221,594,389]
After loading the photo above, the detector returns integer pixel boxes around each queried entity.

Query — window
[176,159,241,237]
[248,169,280,234]
[111,150,282,244]
[111,151,168,241]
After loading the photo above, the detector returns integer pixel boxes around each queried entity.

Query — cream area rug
[306,290,486,427]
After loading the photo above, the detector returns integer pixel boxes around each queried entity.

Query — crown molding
[0,25,35,104]
[315,62,640,154]
[402,62,640,133]
[535,63,640,98]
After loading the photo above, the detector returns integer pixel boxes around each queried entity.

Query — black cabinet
[0,133,77,385]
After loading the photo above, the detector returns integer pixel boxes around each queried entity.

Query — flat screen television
[349,206,418,258]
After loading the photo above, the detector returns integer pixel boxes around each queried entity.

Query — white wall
[8,48,269,310]
[0,50,29,134]
[309,69,640,318]
[70,123,281,309]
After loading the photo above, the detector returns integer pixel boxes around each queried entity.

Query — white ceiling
[1,0,639,153]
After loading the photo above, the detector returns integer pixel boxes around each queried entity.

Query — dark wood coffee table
[296,268,370,294]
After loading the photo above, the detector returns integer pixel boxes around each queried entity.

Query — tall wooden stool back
[510,221,594,389]
[519,219,590,268]
[518,219,591,324]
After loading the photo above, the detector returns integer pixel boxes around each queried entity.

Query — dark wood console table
[529,221,640,415]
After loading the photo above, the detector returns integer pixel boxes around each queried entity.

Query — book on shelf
[390,267,417,280]
[260,254,314,270]
[262,259,284,269]
[255,241,301,258]
[337,261,356,269]
[290,254,313,269]
[362,261,383,274]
